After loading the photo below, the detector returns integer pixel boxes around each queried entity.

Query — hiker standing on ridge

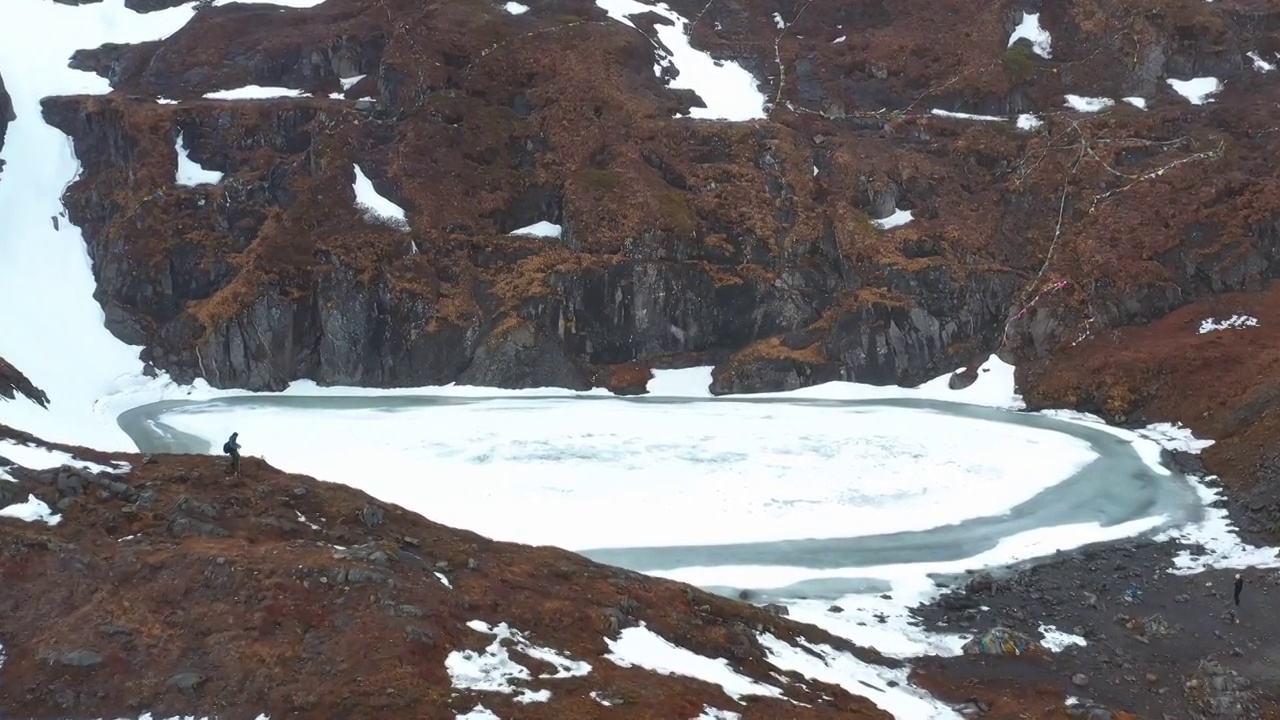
[223,432,241,476]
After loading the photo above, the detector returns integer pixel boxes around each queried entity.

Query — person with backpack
[223,432,241,476]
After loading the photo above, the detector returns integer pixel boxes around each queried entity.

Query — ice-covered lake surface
[117,362,1206,658]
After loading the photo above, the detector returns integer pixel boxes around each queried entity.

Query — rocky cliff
[0,358,48,408]
[0,70,12,166]
[44,0,1280,396]
[0,424,915,720]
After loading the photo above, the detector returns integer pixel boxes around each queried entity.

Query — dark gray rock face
[0,71,12,171]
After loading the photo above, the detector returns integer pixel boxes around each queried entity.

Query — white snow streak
[604,623,782,700]
[758,633,960,719]
[352,163,410,230]
[203,85,307,100]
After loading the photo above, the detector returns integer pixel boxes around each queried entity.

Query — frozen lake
[119,391,1203,656]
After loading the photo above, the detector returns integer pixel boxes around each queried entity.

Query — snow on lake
[595,0,765,121]
[150,392,1099,550]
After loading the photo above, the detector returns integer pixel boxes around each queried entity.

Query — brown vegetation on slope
[0,424,901,720]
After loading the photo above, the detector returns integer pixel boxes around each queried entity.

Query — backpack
[223,440,235,454]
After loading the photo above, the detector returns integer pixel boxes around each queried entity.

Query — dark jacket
[223,433,241,455]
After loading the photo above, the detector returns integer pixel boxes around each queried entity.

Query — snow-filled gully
[2,2,1280,720]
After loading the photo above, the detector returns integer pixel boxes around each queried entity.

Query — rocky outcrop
[36,0,1280,395]
[0,424,897,719]
[0,358,48,408]
[0,70,11,171]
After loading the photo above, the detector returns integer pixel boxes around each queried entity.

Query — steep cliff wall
[40,0,1280,394]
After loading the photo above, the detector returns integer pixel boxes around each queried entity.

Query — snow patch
[930,109,1003,122]
[295,511,322,531]
[1118,424,1280,573]
[1008,12,1051,59]
[872,208,914,230]
[203,85,307,100]
[590,691,614,706]
[696,708,742,720]
[212,0,326,6]
[1038,624,1087,651]
[771,12,785,29]
[445,620,590,703]
[604,623,782,699]
[352,163,410,231]
[174,131,223,187]
[832,35,846,43]
[1016,113,1043,130]
[757,633,961,719]
[1198,315,1258,333]
[645,366,714,396]
[508,221,562,238]
[1123,96,1148,109]
[435,571,452,588]
[1064,95,1113,112]
[1167,77,1221,105]
[1248,51,1276,73]
[594,0,765,121]
[456,707,500,720]
[339,74,367,90]
[1157,476,1280,573]
[504,2,530,14]
[0,494,62,525]
[0,440,120,476]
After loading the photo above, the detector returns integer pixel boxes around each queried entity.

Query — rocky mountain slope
[45,0,1280,397]
[0,423,927,720]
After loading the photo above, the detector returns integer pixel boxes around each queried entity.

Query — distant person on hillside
[1234,572,1244,606]
[223,432,241,476]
